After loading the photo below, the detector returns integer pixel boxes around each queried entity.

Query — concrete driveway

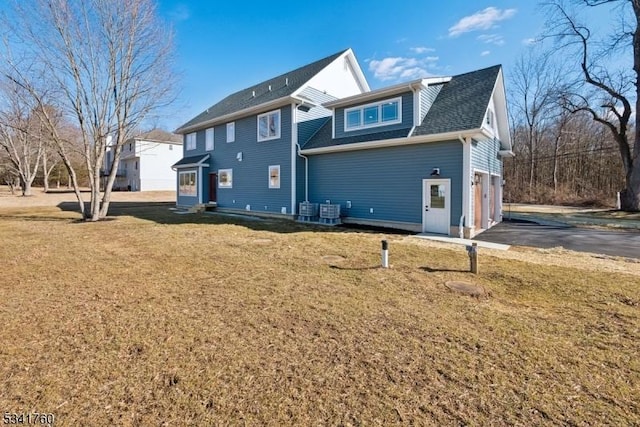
[476,219,640,259]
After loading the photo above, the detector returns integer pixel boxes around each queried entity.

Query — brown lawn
[0,199,639,426]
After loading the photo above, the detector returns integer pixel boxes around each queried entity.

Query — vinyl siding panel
[205,105,293,213]
[334,91,414,139]
[420,85,442,123]
[308,141,463,226]
[471,138,502,175]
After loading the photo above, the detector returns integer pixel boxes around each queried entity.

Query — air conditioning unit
[298,202,318,222]
[319,203,341,224]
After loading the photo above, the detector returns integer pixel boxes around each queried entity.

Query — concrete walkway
[415,233,511,251]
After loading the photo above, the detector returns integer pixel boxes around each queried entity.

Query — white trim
[176,97,291,134]
[197,167,203,203]
[269,164,281,189]
[227,122,235,142]
[186,132,196,150]
[324,79,423,108]
[422,178,451,235]
[257,109,281,142]
[461,136,472,231]
[344,96,402,132]
[291,103,297,214]
[178,170,197,197]
[205,127,214,151]
[218,168,233,188]
[300,129,485,155]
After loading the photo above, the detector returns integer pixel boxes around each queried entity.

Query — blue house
[174,49,512,237]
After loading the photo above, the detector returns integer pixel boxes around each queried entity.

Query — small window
[227,122,235,143]
[135,161,138,170]
[218,169,233,188]
[129,143,132,151]
[268,165,280,189]
[179,171,196,196]
[257,110,280,141]
[346,110,361,128]
[205,128,214,151]
[186,132,196,150]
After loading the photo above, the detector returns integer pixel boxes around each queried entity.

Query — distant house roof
[413,65,501,136]
[171,154,210,169]
[176,49,349,133]
[134,129,182,144]
[302,65,502,152]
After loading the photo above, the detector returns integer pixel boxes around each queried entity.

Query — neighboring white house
[105,130,183,191]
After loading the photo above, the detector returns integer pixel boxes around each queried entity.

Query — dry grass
[1,203,639,426]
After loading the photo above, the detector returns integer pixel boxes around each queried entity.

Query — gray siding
[334,91,414,139]
[308,141,463,226]
[201,105,293,213]
[471,137,502,175]
[420,85,442,123]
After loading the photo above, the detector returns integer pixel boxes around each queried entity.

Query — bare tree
[0,80,44,196]
[543,0,640,211]
[509,49,566,197]
[1,0,176,219]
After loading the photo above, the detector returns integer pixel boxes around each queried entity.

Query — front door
[422,179,450,234]
[209,173,217,203]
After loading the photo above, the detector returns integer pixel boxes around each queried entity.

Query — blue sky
[156,1,618,130]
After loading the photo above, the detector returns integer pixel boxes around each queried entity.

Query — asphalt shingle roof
[302,120,412,150]
[171,154,210,169]
[177,50,348,133]
[302,65,501,151]
[413,65,501,136]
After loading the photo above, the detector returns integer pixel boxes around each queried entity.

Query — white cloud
[368,56,437,81]
[481,50,491,56]
[449,7,517,37]
[410,46,436,54]
[169,4,191,22]
[522,37,537,45]
[477,34,505,46]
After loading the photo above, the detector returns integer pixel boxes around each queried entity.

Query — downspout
[408,83,419,136]
[295,140,309,202]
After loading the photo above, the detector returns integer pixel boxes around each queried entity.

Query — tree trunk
[42,151,49,192]
[621,164,640,211]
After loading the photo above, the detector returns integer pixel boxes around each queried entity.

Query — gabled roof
[176,49,349,133]
[171,154,210,170]
[413,65,501,136]
[301,65,504,153]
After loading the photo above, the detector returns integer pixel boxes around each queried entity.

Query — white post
[616,192,621,210]
[381,240,389,268]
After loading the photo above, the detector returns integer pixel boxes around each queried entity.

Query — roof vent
[285,77,289,86]
[252,90,255,97]
[268,85,272,91]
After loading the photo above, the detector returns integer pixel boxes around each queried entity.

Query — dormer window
[344,97,401,131]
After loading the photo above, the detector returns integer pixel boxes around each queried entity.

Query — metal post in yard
[381,240,389,268]
[467,243,478,274]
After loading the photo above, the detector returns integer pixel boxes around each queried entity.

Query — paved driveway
[476,219,640,259]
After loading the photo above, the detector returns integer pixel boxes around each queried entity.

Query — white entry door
[422,179,451,234]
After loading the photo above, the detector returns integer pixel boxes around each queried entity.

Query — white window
[205,128,214,151]
[179,171,196,196]
[218,169,233,188]
[186,132,196,150]
[257,110,280,141]
[268,165,280,189]
[344,97,402,131]
[227,122,235,143]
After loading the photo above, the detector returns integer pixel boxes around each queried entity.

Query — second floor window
[257,110,280,141]
[227,122,235,143]
[186,132,196,150]
[344,97,401,131]
[205,128,214,151]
